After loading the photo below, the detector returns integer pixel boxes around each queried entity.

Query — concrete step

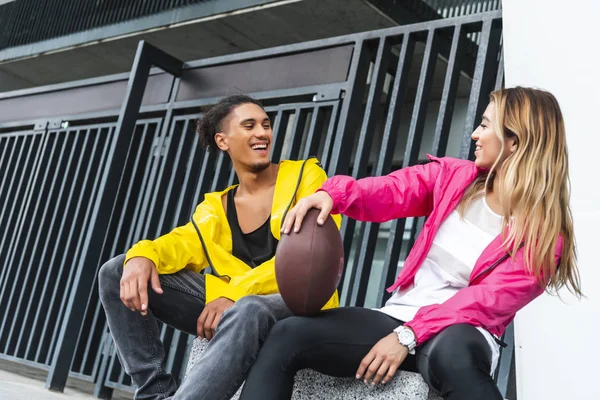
[186,338,442,400]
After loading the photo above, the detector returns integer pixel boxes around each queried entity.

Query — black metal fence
[0,0,501,52]
[0,10,508,398]
[0,0,211,50]
[427,0,502,18]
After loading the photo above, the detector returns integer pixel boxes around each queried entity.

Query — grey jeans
[98,255,292,400]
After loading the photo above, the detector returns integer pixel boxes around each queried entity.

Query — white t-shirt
[378,194,502,374]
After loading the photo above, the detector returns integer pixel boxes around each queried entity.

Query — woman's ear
[508,136,519,153]
[504,133,519,154]
[214,132,228,151]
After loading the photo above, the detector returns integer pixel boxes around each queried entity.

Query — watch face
[399,329,414,344]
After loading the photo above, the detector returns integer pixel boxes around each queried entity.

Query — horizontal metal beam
[0,0,286,62]
[0,9,501,101]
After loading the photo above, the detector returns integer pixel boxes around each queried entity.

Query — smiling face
[214,103,273,172]
[471,101,517,169]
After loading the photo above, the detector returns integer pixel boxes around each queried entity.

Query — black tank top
[226,187,278,268]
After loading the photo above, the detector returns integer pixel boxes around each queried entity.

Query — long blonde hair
[458,87,581,297]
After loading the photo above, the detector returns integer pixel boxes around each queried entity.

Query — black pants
[239,307,502,400]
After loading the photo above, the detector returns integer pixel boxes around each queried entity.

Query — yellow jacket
[125,158,340,308]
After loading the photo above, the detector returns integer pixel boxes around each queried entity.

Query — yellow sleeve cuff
[221,284,248,302]
[124,241,161,271]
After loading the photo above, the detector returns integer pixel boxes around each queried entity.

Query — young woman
[238,87,582,400]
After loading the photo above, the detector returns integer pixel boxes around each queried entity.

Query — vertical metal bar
[191,147,216,210]
[41,127,115,366]
[0,132,72,344]
[5,130,70,359]
[270,108,289,163]
[0,136,26,268]
[79,301,103,375]
[0,134,51,342]
[404,29,439,167]
[227,163,237,187]
[324,44,372,291]
[8,130,86,356]
[302,106,328,160]
[283,108,310,160]
[319,103,339,169]
[353,30,438,307]
[368,34,416,307]
[496,322,515,398]
[21,130,92,361]
[172,122,201,227]
[142,115,182,239]
[93,329,114,399]
[153,119,191,235]
[352,38,392,178]
[165,330,189,382]
[342,37,392,306]
[340,33,416,301]
[208,151,232,193]
[326,40,372,176]
[46,41,156,391]
[495,48,505,90]
[432,24,467,156]
[129,123,164,243]
[459,18,503,159]
[0,136,12,194]
[110,123,152,256]
[24,128,104,361]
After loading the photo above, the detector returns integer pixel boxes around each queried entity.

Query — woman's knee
[422,324,491,378]
[420,324,492,381]
[419,324,501,399]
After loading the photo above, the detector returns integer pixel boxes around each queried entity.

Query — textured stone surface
[186,338,442,399]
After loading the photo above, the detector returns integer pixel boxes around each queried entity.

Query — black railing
[0,0,502,52]
[0,10,508,398]
[0,0,209,50]
[426,0,502,18]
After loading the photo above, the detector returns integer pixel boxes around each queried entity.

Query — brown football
[275,208,344,316]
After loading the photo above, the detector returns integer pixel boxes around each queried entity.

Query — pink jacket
[321,155,563,344]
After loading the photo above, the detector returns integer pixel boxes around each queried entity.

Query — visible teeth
[251,144,267,150]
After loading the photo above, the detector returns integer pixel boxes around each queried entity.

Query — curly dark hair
[196,94,264,152]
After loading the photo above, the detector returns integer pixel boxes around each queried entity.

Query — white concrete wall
[502,1,600,399]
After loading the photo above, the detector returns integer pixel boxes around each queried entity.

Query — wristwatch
[394,326,417,352]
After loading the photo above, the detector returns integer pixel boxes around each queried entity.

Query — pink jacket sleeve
[404,238,563,344]
[319,161,442,222]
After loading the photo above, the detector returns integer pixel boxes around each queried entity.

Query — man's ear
[214,132,228,151]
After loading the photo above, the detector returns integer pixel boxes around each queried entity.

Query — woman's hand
[281,191,334,234]
[356,332,408,385]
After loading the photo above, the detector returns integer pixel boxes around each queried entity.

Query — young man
[98,95,339,400]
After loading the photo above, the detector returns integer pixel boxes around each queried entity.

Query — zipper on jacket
[192,157,312,279]
[281,158,311,223]
[467,253,510,348]
[191,218,229,280]
[468,243,524,286]
[468,242,524,349]
[468,253,509,287]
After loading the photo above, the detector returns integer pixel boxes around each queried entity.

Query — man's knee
[218,295,287,339]
[229,295,278,323]
[98,255,126,296]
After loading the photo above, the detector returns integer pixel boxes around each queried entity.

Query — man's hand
[356,332,409,385]
[120,257,163,316]
[197,297,235,340]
